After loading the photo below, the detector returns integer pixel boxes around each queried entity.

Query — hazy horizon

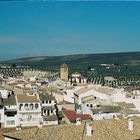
[0,1,140,61]
[1,51,139,63]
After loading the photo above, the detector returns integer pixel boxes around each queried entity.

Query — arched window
[19,104,23,110]
[44,110,46,115]
[24,103,28,110]
[30,103,33,110]
[35,103,39,109]
[51,110,53,113]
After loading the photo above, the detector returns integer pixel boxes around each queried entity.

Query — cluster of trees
[0,67,41,77]
[86,64,140,77]
[85,64,140,88]
[89,75,140,88]
[104,77,140,87]
[0,68,22,77]
[90,77,104,85]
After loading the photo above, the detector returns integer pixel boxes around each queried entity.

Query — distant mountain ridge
[1,52,140,71]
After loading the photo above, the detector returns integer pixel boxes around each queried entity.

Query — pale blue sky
[0,1,140,61]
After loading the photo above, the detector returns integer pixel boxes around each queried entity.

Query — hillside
[1,52,139,69]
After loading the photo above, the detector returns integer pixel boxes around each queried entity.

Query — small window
[19,104,23,110]
[28,115,32,121]
[24,104,28,110]
[51,110,53,113]
[87,104,89,107]
[30,103,33,110]
[49,100,51,104]
[6,120,15,125]
[35,103,39,109]
[47,110,50,115]
[42,101,44,104]
[44,110,46,114]
[90,104,93,108]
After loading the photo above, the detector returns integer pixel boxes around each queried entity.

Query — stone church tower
[60,63,68,81]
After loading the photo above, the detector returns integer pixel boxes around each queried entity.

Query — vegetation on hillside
[0,52,139,82]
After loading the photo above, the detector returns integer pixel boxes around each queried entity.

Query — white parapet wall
[4,137,15,140]
[4,115,18,128]
[93,113,120,120]
[43,120,58,126]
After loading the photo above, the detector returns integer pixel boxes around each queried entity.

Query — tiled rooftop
[43,115,58,121]
[17,94,39,103]
[39,92,55,101]
[74,86,93,95]
[42,106,55,110]
[63,110,92,122]
[1,95,16,105]
[117,102,135,108]
[3,117,140,140]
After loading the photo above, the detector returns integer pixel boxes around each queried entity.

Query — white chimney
[38,119,43,128]
[128,118,133,131]
[16,124,22,131]
[86,123,93,136]
[76,117,81,125]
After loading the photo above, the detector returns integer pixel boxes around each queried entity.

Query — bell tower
[60,63,68,81]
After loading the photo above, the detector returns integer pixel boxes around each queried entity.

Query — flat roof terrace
[94,86,115,95]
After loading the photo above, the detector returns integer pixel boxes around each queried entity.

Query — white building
[111,89,126,102]
[39,92,58,125]
[63,86,82,103]
[1,95,18,128]
[70,72,87,84]
[131,87,140,98]
[74,85,127,105]
[29,76,36,82]
[16,93,42,127]
[0,89,11,99]
[0,105,4,127]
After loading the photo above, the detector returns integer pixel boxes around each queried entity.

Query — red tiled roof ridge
[63,109,92,121]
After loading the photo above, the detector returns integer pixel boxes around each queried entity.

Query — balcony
[18,103,41,112]
[19,118,40,122]
[19,108,41,113]
[19,117,42,126]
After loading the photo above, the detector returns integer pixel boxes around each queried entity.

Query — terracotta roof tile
[63,110,92,122]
